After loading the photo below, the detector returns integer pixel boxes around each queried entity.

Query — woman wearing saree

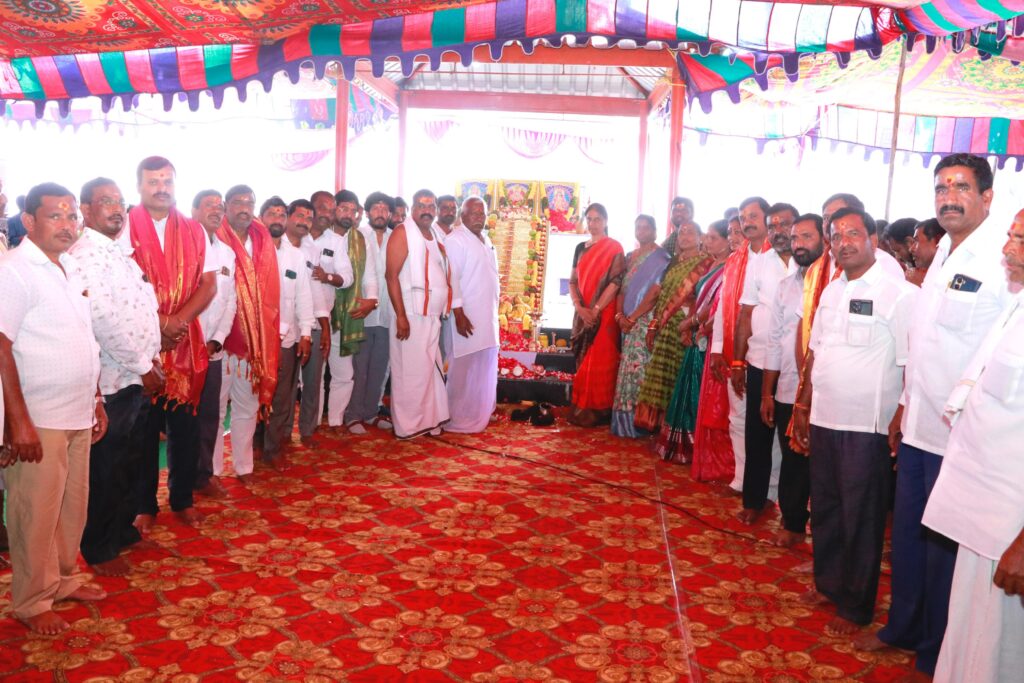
[657,220,734,464]
[568,203,626,427]
[610,215,671,437]
[633,221,710,433]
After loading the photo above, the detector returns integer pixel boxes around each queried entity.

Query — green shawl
[331,228,367,356]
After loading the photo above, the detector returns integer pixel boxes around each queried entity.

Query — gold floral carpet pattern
[0,413,912,681]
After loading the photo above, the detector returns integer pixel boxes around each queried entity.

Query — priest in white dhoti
[922,211,1024,683]
[385,189,458,438]
[444,197,499,433]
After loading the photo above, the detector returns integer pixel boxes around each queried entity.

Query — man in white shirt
[326,189,379,434]
[761,213,824,548]
[435,195,459,238]
[191,190,236,499]
[71,178,163,577]
[792,207,918,636]
[215,186,280,482]
[263,200,316,465]
[0,182,107,634]
[923,211,1024,683]
[345,192,394,431]
[734,201,798,524]
[129,157,216,532]
[296,191,350,445]
[444,197,500,433]
[856,154,1016,678]
[709,197,772,494]
[385,189,456,438]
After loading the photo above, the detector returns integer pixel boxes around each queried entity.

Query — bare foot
[67,584,107,602]
[775,530,807,548]
[174,507,206,526]
[237,473,254,485]
[133,514,156,534]
[799,588,829,605]
[19,611,70,635]
[267,457,288,472]
[90,556,131,577]
[736,507,766,525]
[300,434,320,446]
[851,630,891,652]
[825,615,863,636]
[195,477,228,499]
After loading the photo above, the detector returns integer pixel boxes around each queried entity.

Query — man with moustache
[435,195,459,238]
[295,193,350,446]
[709,196,772,495]
[385,188,456,438]
[345,192,395,432]
[325,189,378,433]
[129,157,216,532]
[71,178,162,577]
[444,196,500,433]
[191,190,236,499]
[760,214,824,548]
[855,154,1014,680]
[923,210,1024,682]
[734,202,799,525]
[660,196,695,254]
[792,207,917,636]
[0,183,106,634]
[262,199,315,466]
[215,185,279,482]
[390,197,408,230]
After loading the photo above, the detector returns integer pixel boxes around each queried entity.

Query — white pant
[216,355,259,477]
[326,329,354,427]
[934,545,1024,682]
[727,381,746,491]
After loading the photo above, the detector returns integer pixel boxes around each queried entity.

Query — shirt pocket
[982,346,1024,404]
[846,313,874,347]
[936,289,978,331]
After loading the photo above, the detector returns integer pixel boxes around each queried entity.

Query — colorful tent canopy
[2,1,1023,113]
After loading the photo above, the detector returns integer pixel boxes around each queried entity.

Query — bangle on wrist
[730,360,747,368]
[793,403,810,411]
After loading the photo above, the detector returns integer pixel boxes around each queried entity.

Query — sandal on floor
[531,403,555,427]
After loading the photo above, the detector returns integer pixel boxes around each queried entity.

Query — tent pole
[335,77,350,191]
[398,91,408,199]
[667,65,685,235]
[638,108,648,214]
[884,40,909,221]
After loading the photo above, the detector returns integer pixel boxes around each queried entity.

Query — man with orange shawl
[214,185,281,482]
[130,157,217,532]
[709,199,771,495]
[568,203,625,427]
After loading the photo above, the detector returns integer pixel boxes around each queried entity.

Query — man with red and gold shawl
[215,186,281,482]
[130,157,217,532]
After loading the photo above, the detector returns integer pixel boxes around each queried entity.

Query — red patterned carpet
[0,410,913,681]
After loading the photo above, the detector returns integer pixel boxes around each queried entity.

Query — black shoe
[511,404,540,422]
[530,403,555,427]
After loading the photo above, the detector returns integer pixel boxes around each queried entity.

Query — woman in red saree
[568,203,626,427]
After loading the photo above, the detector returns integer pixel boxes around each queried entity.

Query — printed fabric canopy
[2,0,1024,114]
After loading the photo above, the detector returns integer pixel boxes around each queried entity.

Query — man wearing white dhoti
[444,197,499,433]
[385,189,457,439]
[922,209,1024,683]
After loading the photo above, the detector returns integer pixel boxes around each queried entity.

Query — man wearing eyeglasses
[70,178,164,577]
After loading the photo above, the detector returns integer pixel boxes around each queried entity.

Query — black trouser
[137,395,200,514]
[81,385,148,565]
[776,401,810,534]
[298,328,325,438]
[194,358,222,490]
[809,425,891,625]
[741,365,777,511]
[265,344,299,461]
